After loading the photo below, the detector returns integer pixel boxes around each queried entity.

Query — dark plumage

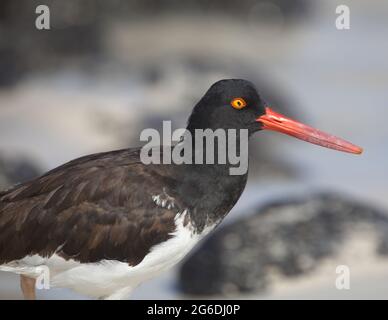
[0,143,246,266]
[0,148,175,265]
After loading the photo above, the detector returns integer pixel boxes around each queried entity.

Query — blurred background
[0,0,387,299]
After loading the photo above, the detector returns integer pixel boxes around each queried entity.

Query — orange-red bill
[257,107,363,155]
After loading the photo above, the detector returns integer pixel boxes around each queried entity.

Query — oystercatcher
[0,79,362,299]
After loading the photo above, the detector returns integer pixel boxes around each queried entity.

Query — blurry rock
[178,192,388,296]
[0,0,102,87]
[0,48,24,87]
[105,0,311,21]
[0,0,312,86]
[0,154,42,189]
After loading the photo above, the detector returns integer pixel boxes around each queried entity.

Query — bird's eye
[231,98,247,110]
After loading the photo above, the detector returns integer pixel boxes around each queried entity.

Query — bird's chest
[130,212,217,279]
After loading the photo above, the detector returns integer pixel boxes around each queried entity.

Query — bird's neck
[155,125,250,232]
[181,126,249,173]
[173,159,248,232]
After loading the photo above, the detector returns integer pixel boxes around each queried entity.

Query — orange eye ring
[231,97,247,110]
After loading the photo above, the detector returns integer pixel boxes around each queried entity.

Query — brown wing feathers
[0,149,178,265]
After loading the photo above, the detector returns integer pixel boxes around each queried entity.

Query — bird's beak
[257,107,363,155]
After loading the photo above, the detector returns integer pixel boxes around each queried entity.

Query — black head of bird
[187,79,363,154]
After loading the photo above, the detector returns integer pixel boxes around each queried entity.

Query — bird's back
[0,148,179,266]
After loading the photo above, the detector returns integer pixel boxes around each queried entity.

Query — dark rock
[0,0,312,86]
[178,192,388,296]
[0,154,42,189]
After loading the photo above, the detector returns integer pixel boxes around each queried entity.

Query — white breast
[0,210,217,299]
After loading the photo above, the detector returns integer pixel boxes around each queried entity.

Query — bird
[0,79,362,300]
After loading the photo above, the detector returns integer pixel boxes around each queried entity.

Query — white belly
[0,211,217,299]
